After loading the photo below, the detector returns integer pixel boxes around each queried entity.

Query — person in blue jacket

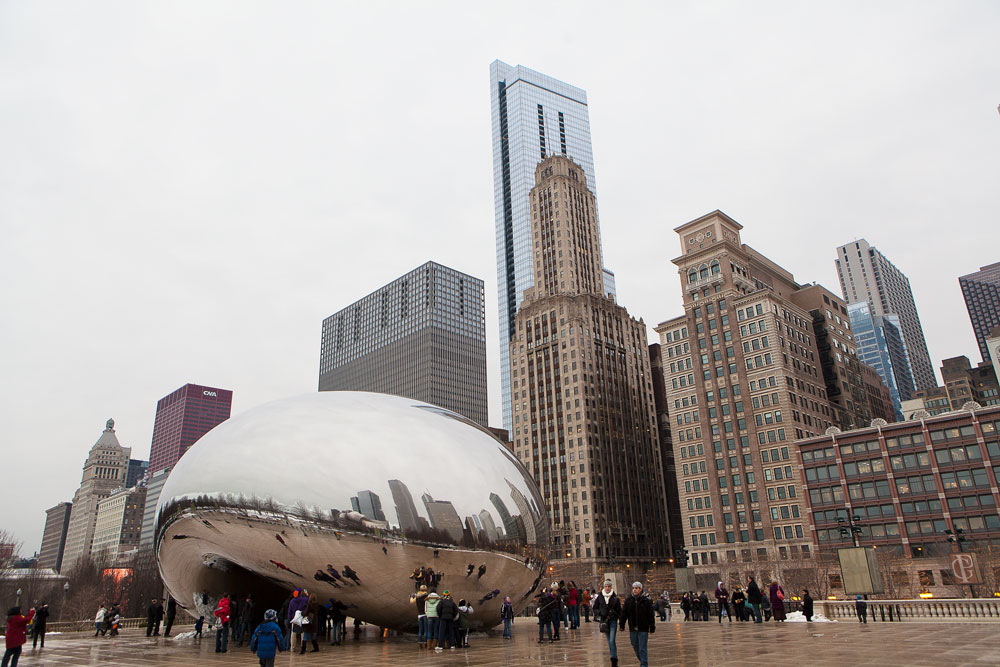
[250,609,284,667]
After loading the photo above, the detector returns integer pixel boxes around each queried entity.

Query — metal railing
[42,617,194,634]
[817,598,1000,622]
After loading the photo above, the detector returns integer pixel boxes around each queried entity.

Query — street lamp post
[945,528,976,598]
[837,514,865,547]
[61,582,70,622]
[16,588,22,608]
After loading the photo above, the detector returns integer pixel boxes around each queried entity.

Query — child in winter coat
[250,609,284,667]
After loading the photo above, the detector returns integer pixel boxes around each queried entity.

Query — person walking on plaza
[715,582,731,623]
[214,592,232,653]
[593,579,622,667]
[768,581,786,622]
[681,592,691,621]
[731,586,746,621]
[500,595,514,639]
[746,577,763,623]
[163,597,177,638]
[94,604,107,637]
[250,609,284,667]
[3,606,34,667]
[567,582,580,630]
[657,591,671,621]
[581,587,592,623]
[30,603,49,648]
[802,590,814,622]
[855,595,868,624]
[620,581,655,667]
[146,598,164,637]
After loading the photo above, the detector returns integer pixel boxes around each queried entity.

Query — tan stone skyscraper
[62,419,132,570]
[655,211,837,571]
[510,155,669,573]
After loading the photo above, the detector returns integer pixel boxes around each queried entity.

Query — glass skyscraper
[491,60,613,430]
[847,300,914,420]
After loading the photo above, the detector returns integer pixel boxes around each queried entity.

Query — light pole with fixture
[945,528,977,598]
[61,582,70,621]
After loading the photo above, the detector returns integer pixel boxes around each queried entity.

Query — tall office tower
[959,262,1000,363]
[420,493,464,542]
[846,301,914,420]
[789,284,877,430]
[509,155,668,571]
[62,419,132,570]
[139,466,171,548]
[835,239,936,391]
[387,479,423,534]
[38,502,72,572]
[491,60,615,431]
[350,490,386,522]
[149,384,232,474]
[648,344,686,556]
[126,459,148,488]
[318,261,488,426]
[91,486,147,562]
[655,211,837,571]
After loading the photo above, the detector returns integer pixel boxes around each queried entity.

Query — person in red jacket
[214,593,231,654]
[3,606,35,667]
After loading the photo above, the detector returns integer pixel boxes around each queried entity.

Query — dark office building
[38,502,72,572]
[960,262,1000,363]
[126,459,148,488]
[318,261,488,426]
[148,384,233,474]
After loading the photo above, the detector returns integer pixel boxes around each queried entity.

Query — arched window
[699,265,709,280]
[711,260,721,275]
[689,270,698,284]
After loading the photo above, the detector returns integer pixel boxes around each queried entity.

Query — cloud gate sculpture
[154,392,549,630]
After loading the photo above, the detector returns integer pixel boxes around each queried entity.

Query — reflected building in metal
[154,392,548,631]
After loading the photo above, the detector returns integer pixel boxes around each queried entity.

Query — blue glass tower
[848,301,915,420]
[490,60,613,430]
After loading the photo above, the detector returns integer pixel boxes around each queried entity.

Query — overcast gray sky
[2,1,998,554]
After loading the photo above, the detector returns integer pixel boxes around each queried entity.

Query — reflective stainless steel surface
[155,391,549,630]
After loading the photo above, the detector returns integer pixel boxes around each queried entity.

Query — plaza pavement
[11,615,1000,666]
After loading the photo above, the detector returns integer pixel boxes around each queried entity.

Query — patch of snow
[170,631,199,640]
[785,611,837,623]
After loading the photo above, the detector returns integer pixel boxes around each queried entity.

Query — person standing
[299,593,320,654]
[250,609,284,667]
[286,589,307,652]
[30,604,49,648]
[855,595,868,624]
[236,594,255,646]
[456,599,473,648]
[145,598,164,637]
[698,591,710,621]
[163,597,177,638]
[424,592,441,649]
[680,592,691,621]
[567,582,580,630]
[593,579,622,667]
[214,592,231,653]
[746,577,763,623]
[714,582,731,623]
[768,582,786,622]
[500,595,514,639]
[535,586,557,644]
[620,582,654,667]
[3,606,35,667]
[411,585,429,648]
[657,591,670,621]
[328,597,348,646]
[731,587,746,622]
[802,590,814,622]
[434,590,457,651]
[94,604,107,637]
[581,588,591,623]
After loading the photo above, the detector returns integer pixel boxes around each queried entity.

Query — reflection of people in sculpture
[314,570,340,587]
[477,589,500,604]
[343,565,361,584]
[325,565,346,585]
[477,563,487,579]
[275,533,287,547]
[466,564,475,577]
[270,560,302,576]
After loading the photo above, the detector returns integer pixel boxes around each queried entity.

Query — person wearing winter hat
[592,580,621,666]
[411,584,430,648]
[250,609,284,667]
[620,581,654,667]
[435,591,458,651]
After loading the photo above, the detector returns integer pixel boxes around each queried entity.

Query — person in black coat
[146,598,164,637]
[163,598,177,637]
[32,603,50,648]
[802,590,814,622]
[746,576,763,623]
[592,580,622,667]
[620,582,654,667]
[435,591,458,650]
